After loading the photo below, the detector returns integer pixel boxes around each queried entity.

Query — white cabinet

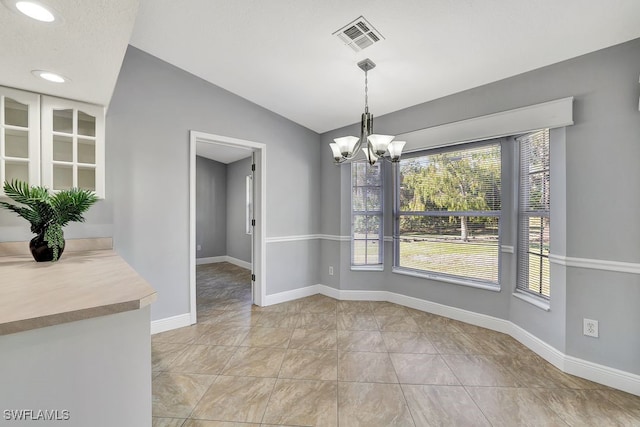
[0,87,40,192]
[41,97,105,198]
[0,87,105,198]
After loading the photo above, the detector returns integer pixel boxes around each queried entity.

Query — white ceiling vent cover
[333,16,384,52]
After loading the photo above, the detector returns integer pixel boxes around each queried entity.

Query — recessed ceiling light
[32,70,68,83]
[15,1,55,22]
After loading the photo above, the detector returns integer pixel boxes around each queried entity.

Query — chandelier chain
[364,69,369,113]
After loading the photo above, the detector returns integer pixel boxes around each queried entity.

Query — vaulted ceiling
[2,0,640,133]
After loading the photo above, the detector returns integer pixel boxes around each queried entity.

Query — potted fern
[0,180,98,262]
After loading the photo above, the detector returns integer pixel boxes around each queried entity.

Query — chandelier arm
[341,137,364,161]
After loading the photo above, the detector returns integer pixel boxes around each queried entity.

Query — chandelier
[329,58,405,166]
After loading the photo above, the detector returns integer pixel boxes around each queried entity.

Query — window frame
[516,129,551,300]
[351,159,384,270]
[392,139,503,288]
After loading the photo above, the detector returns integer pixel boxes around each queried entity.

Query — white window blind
[395,141,501,284]
[517,129,550,298]
[351,160,383,266]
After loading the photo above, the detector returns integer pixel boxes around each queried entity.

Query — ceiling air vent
[333,16,384,52]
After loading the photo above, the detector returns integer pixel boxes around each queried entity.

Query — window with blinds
[352,160,383,266]
[517,129,550,298]
[395,141,502,284]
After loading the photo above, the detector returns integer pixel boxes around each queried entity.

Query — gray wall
[320,38,640,375]
[0,200,112,242]
[226,156,252,263]
[196,156,227,258]
[108,46,321,321]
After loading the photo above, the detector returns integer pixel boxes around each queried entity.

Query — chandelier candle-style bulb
[329,143,343,162]
[333,136,360,156]
[388,140,406,162]
[367,134,395,157]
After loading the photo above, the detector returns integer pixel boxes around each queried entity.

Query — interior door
[248,151,256,303]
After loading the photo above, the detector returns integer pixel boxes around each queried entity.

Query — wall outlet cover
[583,318,599,338]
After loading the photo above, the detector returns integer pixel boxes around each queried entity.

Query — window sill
[391,267,501,292]
[351,265,384,272]
[512,291,550,311]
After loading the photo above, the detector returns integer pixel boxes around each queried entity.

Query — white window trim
[393,140,503,287]
[351,264,385,272]
[398,97,573,154]
[392,266,501,292]
[351,160,384,267]
[512,291,551,311]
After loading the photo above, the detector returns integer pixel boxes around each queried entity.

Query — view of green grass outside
[398,234,499,283]
[526,253,550,297]
[397,234,549,294]
[521,216,550,297]
[352,239,380,265]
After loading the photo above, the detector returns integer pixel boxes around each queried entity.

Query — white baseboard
[264,285,319,305]
[317,285,388,301]
[226,256,251,270]
[564,355,640,396]
[196,255,251,270]
[196,256,226,265]
[509,323,566,370]
[261,284,640,396]
[387,291,513,335]
[150,313,192,335]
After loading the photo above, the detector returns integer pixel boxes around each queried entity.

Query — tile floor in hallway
[152,262,640,427]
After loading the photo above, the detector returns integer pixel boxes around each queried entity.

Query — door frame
[189,130,267,324]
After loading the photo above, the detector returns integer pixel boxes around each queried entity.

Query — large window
[351,160,383,267]
[395,141,502,285]
[517,130,550,298]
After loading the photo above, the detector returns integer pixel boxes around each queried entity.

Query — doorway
[189,131,266,324]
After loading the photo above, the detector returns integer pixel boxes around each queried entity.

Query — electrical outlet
[329,266,334,276]
[197,244,201,251]
[583,318,599,338]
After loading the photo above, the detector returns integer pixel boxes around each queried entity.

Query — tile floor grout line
[258,324,292,426]
[522,387,573,426]
[182,373,219,422]
[458,382,496,427]
[387,347,418,427]
[335,328,340,427]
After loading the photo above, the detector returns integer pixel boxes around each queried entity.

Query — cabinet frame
[41,96,105,198]
[0,87,40,196]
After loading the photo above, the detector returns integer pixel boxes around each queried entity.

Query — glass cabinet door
[0,87,40,194]
[41,96,105,198]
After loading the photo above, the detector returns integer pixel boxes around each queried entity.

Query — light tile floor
[152,263,640,426]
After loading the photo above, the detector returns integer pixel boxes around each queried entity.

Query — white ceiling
[196,141,253,164]
[0,0,139,106]
[130,0,640,133]
[2,1,640,134]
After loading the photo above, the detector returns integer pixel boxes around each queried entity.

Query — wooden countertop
[0,250,157,336]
